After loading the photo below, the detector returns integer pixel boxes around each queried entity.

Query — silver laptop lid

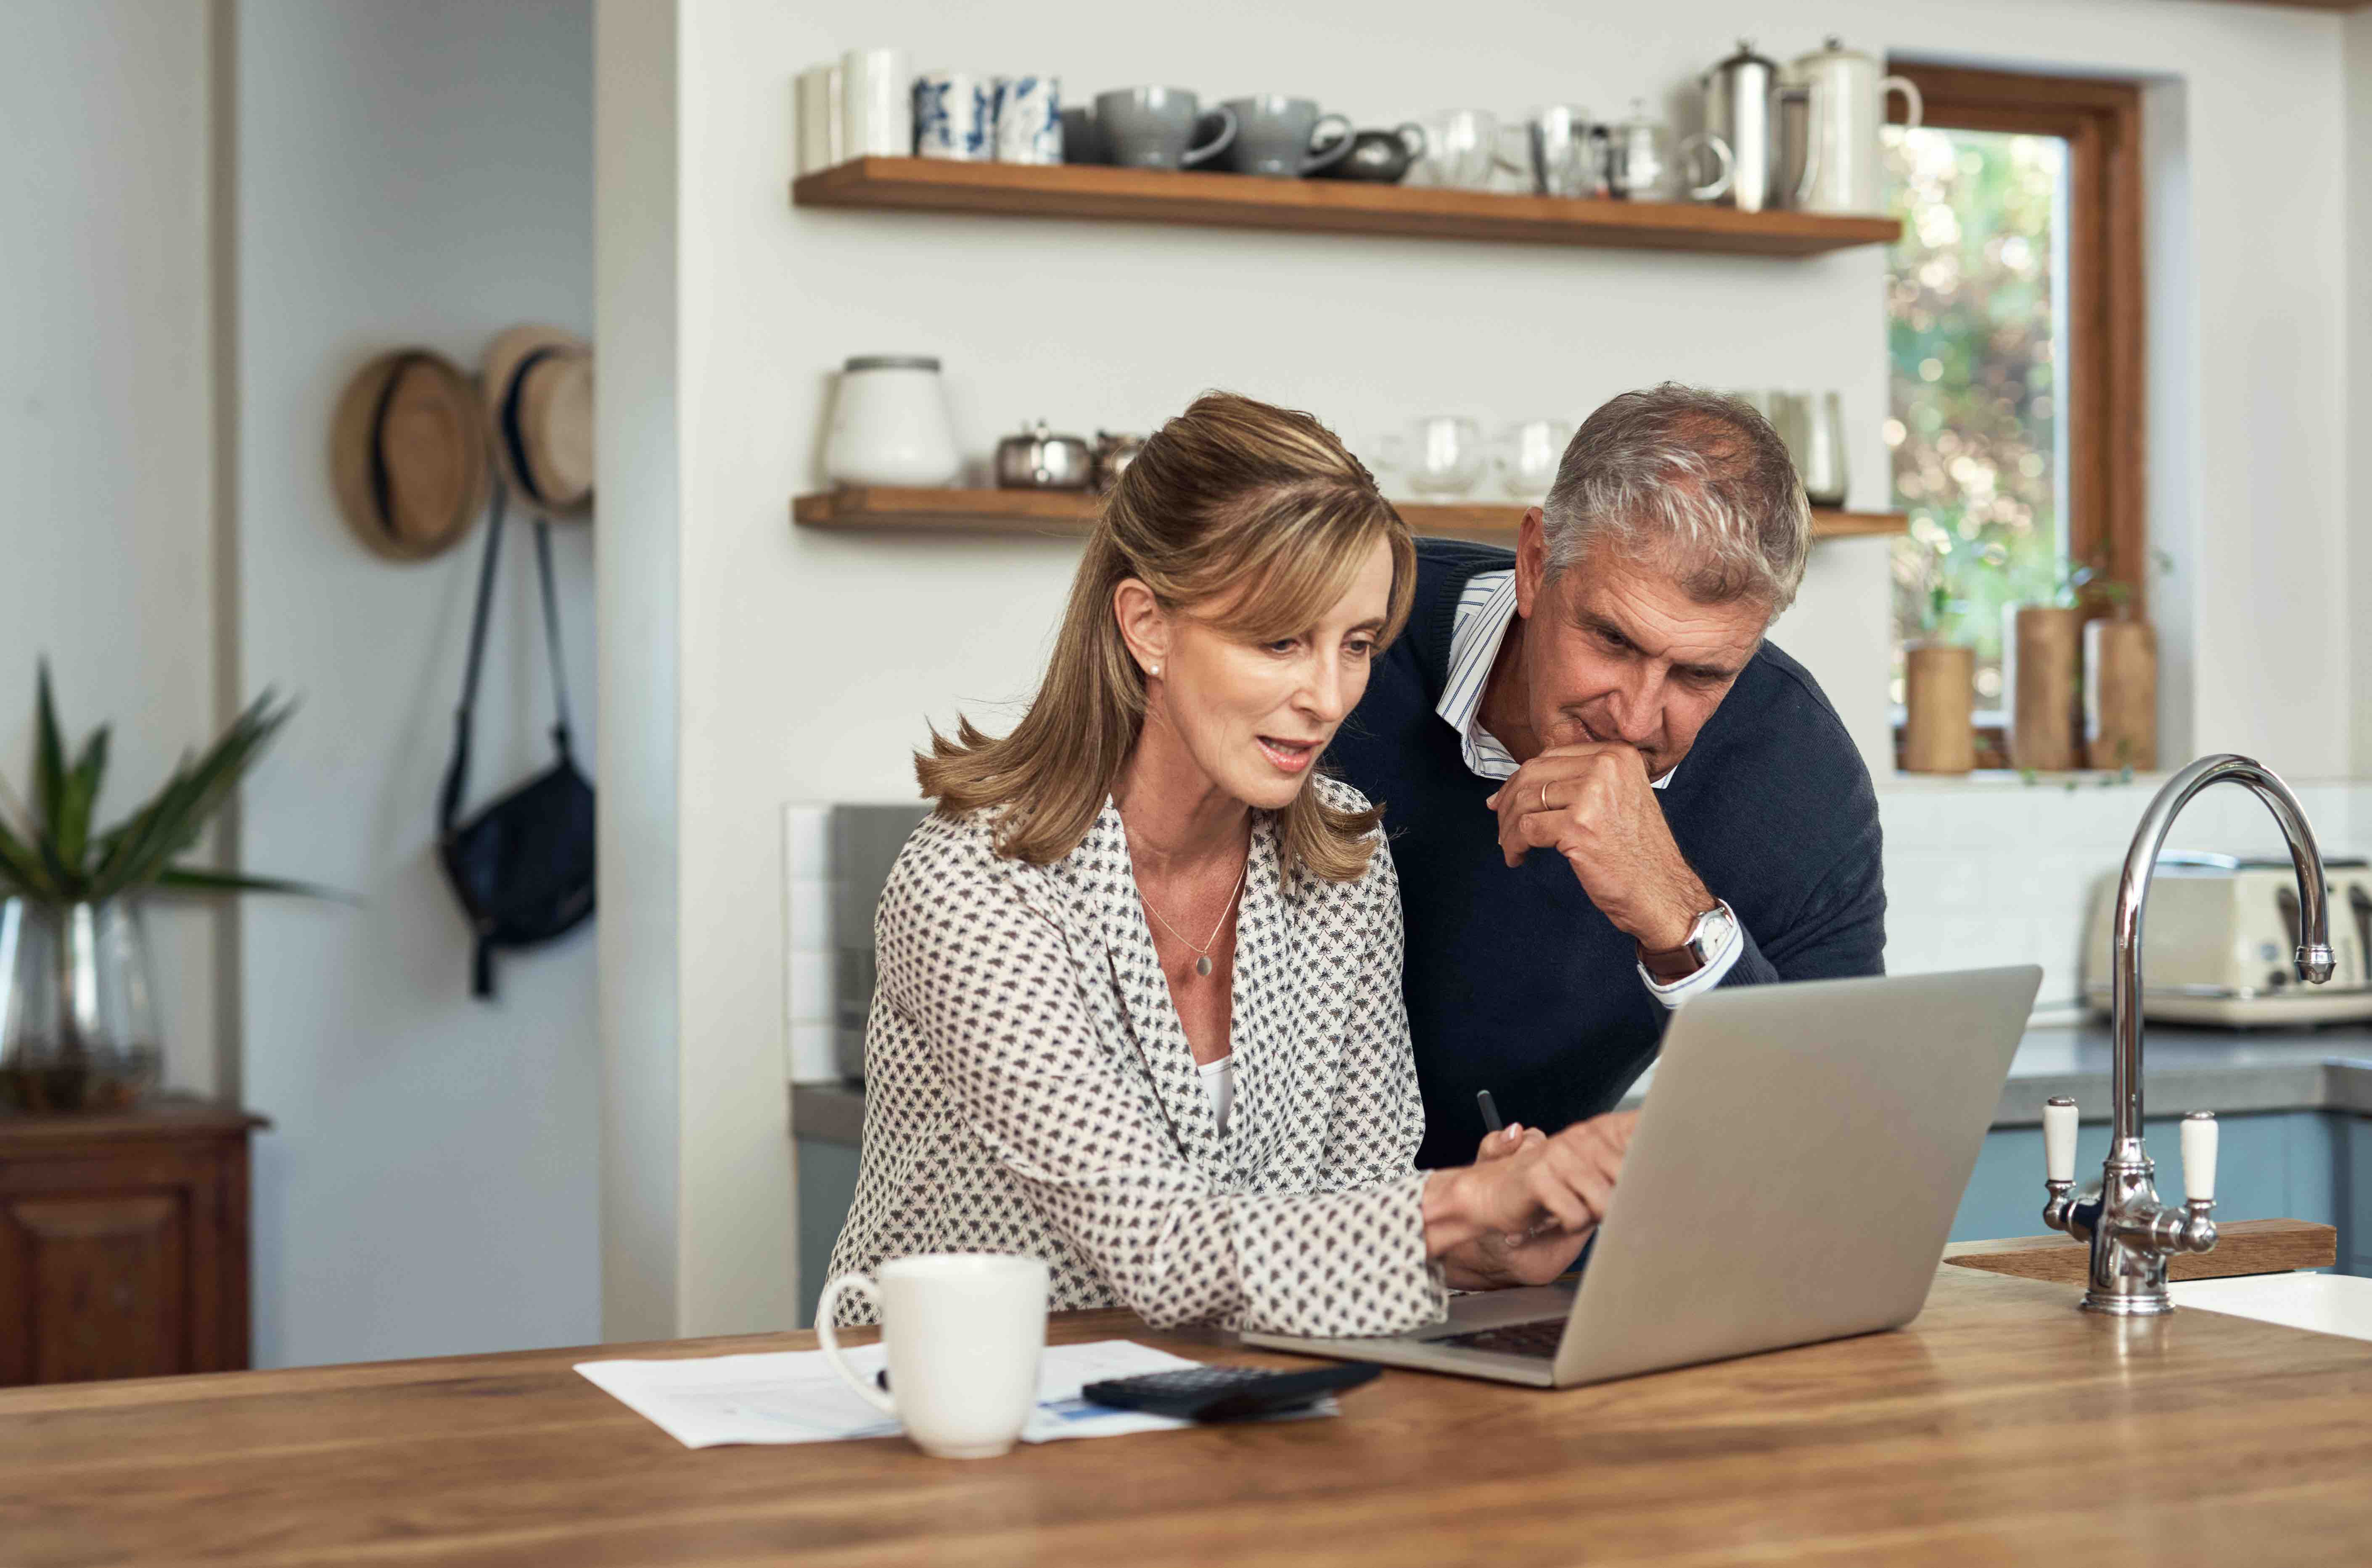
[1553,965,2041,1386]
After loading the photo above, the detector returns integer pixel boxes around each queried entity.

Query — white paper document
[576,1338,1327,1449]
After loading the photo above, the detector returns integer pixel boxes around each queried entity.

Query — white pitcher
[1786,37,1922,216]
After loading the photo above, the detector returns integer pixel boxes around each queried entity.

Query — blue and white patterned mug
[912,71,990,161]
[991,75,1063,165]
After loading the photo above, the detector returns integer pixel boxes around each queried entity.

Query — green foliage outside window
[1884,127,2069,707]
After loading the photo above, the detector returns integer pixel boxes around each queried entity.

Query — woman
[828,393,1623,1337]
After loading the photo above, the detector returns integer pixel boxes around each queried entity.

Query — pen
[1476,1089,1503,1135]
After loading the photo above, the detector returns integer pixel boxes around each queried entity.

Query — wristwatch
[1637,900,1738,985]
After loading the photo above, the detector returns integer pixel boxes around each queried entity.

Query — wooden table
[4,1264,2369,1566]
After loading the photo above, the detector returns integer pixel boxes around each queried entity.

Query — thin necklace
[1138,853,1248,978]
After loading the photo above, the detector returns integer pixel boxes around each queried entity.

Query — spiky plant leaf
[91,692,293,898]
[51,725,108,876]
[0,813,62,900]
[152,866,346,902]
[32,662,68,837]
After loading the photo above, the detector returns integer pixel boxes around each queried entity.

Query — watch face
[1690,903,1737,961]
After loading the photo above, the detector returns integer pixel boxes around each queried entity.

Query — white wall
[594,0,686,1346]
[2350,12,2372,781]
[599,0,2360,1333]
[1,1,222,1098]
[233,0,600,1368]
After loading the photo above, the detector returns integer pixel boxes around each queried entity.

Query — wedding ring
[1537,782,1550,813]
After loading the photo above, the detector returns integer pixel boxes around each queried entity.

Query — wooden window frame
[1885,62,2147,615]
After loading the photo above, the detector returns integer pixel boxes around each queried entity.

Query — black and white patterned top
[825,775,1449,1337]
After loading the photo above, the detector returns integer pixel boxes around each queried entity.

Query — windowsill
[1879,768,2169,794]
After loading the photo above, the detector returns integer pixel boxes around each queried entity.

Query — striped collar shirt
[1432,570,1675,791]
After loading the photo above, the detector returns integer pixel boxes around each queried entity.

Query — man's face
[1512,516,1770,779]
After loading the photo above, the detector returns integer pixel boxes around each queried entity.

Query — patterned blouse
[826,776,1451,1337]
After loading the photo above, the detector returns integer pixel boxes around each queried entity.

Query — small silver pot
[994,421,1095,490]
[1092,430,1145,493]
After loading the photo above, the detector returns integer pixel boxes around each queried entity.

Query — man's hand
[1485,743,1711,951]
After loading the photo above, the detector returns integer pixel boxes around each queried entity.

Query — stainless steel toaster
[2081,853,2372,1026]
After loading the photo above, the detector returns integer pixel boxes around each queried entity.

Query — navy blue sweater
[1328,539,1886,1169]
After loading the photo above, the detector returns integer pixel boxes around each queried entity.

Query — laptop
[1241,965,2042,1387]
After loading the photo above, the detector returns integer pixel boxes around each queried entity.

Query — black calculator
[1081,1361,1381,1422]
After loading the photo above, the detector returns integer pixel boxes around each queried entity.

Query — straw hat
[329,350,491,561]
[481,325,594,520]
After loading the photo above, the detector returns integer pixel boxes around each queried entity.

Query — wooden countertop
[4,1264,2367,1566]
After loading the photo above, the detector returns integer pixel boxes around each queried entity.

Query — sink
[2167,1273,2372,1342]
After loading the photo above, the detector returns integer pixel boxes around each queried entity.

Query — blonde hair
[918,392,1416,884]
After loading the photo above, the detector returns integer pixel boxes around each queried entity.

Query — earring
[1149,664,1161,678]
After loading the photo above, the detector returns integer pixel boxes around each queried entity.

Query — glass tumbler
[1379,416,1487,497]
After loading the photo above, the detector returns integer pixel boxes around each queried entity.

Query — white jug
[1786,37,1921,216]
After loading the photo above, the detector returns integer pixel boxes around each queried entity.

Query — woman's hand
[1422,1111,1639,1280]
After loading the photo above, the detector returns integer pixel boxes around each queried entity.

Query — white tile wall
[1878,777,2369,1012]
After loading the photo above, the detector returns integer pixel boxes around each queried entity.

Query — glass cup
[1378,415,1487,497]
[1494,419,1576,500]
[1412,111,1500,190]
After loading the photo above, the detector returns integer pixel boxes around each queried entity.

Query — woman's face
[1133,537,1397,813]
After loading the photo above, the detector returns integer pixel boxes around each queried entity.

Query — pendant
[1195,956,1213,978]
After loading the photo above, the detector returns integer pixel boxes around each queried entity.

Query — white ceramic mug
[815,1254,1049,1460]
[840,46,910,159]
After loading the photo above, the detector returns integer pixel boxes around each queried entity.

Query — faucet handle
[2043,1096,2078,1184]
[2182,1110,2218,1204]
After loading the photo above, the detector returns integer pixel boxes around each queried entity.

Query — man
[1330,383,1885,1172]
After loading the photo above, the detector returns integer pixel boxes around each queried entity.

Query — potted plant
[1901,538,1976,773]
[2080,551,2171,773]
[0,664,316,1111]
[2002,563,2099,773]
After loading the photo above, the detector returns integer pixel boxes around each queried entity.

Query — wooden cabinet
[0,1099,264,1386]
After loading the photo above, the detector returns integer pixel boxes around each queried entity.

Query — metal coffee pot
[1091,430,1145,493]
[1698,40,1819,212]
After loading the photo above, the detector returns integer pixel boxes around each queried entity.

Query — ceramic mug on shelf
[993,75,1063,164]
[913,71,992,161]
[816,1254,1050,1460]
[1095,87,1238,170]
[840,46,911,159]
[1219,95,1355,177]
[794,63,844,175]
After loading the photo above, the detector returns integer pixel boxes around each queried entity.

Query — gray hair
[1539,383,1811,616]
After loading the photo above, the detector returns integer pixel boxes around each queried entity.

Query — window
[1882,67,2144,764]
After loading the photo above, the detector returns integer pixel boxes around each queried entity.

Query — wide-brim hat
[481,325,594,520]
[329,349,492,561]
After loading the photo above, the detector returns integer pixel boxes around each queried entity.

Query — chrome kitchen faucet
[2041,755,2336,1314]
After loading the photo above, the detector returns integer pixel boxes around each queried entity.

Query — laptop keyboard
[1439,1318,1565,1359]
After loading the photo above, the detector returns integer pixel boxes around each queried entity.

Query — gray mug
[1095,86,1238,170]
[1219,95,1354,178]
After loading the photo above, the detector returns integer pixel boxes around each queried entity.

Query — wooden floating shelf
[792,157,1901,257]
[792,487,1906,542]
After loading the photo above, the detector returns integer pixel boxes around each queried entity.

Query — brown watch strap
[1637,938,1705,984]
[1637,906,1719,983]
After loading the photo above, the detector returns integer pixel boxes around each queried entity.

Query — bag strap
[438,484,509,834]
[532,515,575,759]
[436,481,579,837]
